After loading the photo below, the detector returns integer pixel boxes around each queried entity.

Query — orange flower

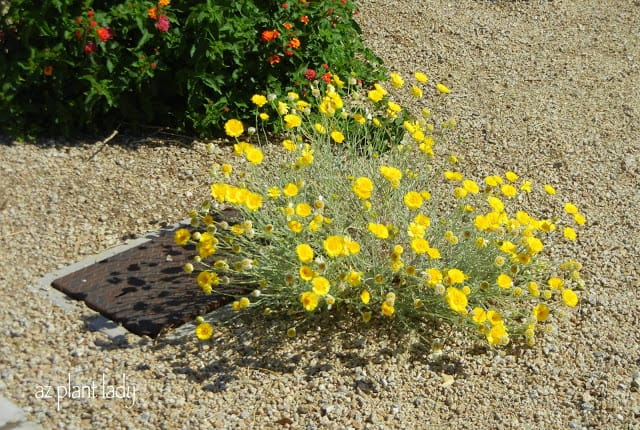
[283,22,293,30]
[287,37,301,49]
[148,7,157,19]
[268,54,281,64]
[321,72,331,83]
[43,66,53,76]
[261,29,280,42]
[300,15,309,24]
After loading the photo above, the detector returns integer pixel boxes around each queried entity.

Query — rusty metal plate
[51,215,247,338]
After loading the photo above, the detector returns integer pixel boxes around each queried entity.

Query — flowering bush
[0,0,383,137]
[178,71,586,347]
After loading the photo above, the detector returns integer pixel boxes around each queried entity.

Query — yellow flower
[411,85,423,98]
[283,183,299,197]
[485,175,503,187]
[282,139,297,151]
[426,247,441,259]
[251,94,267,107]
[284,114,302,128]
[471,307,486,324]
[573,213,586,225]
[526,237,544,254]
[300,291,319,311]
[353,113,366,124]
[548,277,564,290]
[487,196,505,212]
[462,179,480,194]
[259,113,269,121]
[500,184,517,198]
[414,214,431,228]
[544,184,557,195]
[486,323,508,346]
[267,186,281,198]
[277,101,289,115]
[446,268,466,284]
[288,220,303,233]
[344,237,361,255]
[532,303,550,322]
[224,119,244,137]
[360,289,370,304]
[436,83,451,94]
[414,71,428,83]
[368,88,385,103]
[410,237,430,254]
[314,123,327,134]
[298,265,314,281]
[245,192,263,211]
[312,276,330,296]
[174,228,191,246]
[330,130,345,143]
[381,300,395,317]
[347,270,363,286]
[444,170,463,181]
[403,191,423,210]
[352,177,373,200]
[390,72,404,88]
[379,165,402,188]
[407,222,425,238]
[293,243,314,264]
[486,309,503,325]
[425,268,442,286]
[368,223,389,239]
[496,273,513,289]
[562,289,579,307]
[245,146,264,165]
[505,171,518,182]
[295,203,312,217]
[195,322,213,340]
[323,235,345,258]
[563,226,577,241]
[445,287,468,314]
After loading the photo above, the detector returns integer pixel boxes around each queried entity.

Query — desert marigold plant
[177,71,586,348]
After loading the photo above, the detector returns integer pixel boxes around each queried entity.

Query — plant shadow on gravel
[147,309,487,392]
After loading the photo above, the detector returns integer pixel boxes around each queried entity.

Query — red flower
[300,15,309,24]
[87,10,95,18]
[328,8,334,14]
[268,55,281,65]
[282,3,289,8]
[89,20,98,28]
[84,41,97,54]
[322,63,329,70]
[156,15,170,32]
[75,30,83,40]
[284,50,294,56]
[96,27,113,42]
[304,69,316,81]
[321,72,332,83]
[283,22,293,30]
[151,62,157,69]
[75,17,83,24]
[43,66,53,76]
[261,29,280,42]
[287,37,300,49]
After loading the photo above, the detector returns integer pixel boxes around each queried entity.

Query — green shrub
[178,72,586,348]
[0,0,384,137]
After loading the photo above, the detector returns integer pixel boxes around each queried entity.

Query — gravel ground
[1,0,640,429]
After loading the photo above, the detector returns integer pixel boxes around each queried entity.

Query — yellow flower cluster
[178,71,584,349]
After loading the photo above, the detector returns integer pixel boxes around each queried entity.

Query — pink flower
[156,15,170,32]
[84,41,97,54]
[304,69,316,81]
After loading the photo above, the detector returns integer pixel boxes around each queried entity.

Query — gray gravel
[1,0,640,428]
